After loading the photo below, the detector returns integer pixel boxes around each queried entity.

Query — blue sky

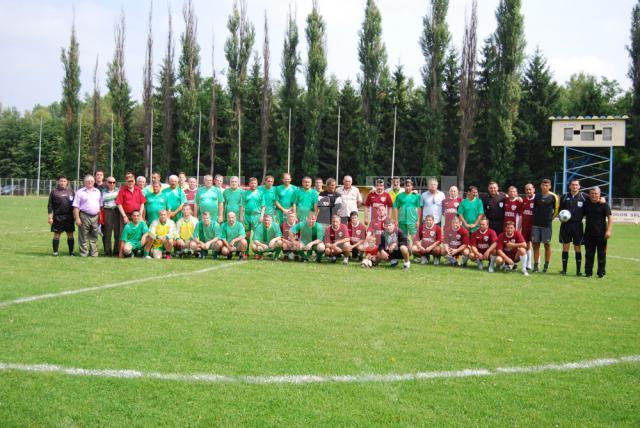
[0,0,636,111]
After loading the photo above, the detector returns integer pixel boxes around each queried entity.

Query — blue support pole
[609,146,614,205]
[563,145,568,195]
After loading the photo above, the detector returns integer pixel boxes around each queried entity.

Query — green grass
[0,196,639,426]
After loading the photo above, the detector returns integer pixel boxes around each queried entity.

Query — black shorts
[51,215,75,233]
[559,222,583,245]
[489,220,503,234]
[387,249,404,260]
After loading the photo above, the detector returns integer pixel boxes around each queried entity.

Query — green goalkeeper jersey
[290,221,324,245]
[254,222,282,244]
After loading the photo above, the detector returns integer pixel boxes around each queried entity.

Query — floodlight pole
[149,109,154,179]
[110,113,114,177]
[36,116,43,194]
[77,112,82,183]
[238,113,242,180]
[336,106,341,183]
[391,104,397,179]
[197,111,202,182]
[287,107,291,174]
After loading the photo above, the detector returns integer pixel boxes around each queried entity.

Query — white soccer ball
[361,259,372,268]
[558,209,572,223]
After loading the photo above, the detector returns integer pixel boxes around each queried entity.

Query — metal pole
[336,106,341,182]
[391,105,397,178]
[609,146,614,204]
[77,112,82,182]
[110,113,114,177]
[37,116,43,195]
[150,109,154,178]
[562,145,568,195]
[197,111,202,182]
[238,112,242,180]
[287,108,291,174]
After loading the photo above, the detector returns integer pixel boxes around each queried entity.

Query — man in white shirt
[336,175,362,224]
[420,177,446,225]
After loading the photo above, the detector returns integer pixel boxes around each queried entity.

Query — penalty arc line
[0,262,245,309]
[0,355,638,385]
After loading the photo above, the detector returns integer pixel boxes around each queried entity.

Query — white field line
[608,255,640,262]
[0,355,638,385]
[0,262,245,309]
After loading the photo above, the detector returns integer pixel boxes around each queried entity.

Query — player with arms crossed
[146,209,176,259]
[252,214,283,260]
[275,173,297,224]
[495,221,529,275]
[442,216,470,266]
[583,187,613,278]
[195,211,223,259]
[324,214,351,264]
[468,218,498,271]
[412,214,442,265]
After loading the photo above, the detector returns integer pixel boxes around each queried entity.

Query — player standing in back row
[531,179,559,273]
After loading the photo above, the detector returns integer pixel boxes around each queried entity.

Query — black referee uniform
[47,186,75,255]
[583,199,612,278]
[559,191,587,275]
[482,192,506,234]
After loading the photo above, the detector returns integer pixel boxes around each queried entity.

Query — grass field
[0,196,639,426]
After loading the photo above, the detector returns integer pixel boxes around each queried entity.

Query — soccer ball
[361,259,372,268]
[558,209,572,223]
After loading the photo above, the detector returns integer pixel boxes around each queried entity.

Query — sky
[0,0,636,112]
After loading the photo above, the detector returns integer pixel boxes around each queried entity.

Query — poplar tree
[90,57,101,173]
[260,12,272,180]
[142,3,153,176]
[157,11,177,173]
[60,19,81,178]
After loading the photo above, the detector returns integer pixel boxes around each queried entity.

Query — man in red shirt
[347,211,367,261]
[469,218,498,271]
[324,215,351,264]
[364,179,393,226]
[367,205,389,246]
[442,185,462,231]
[412,214,442,265]
[116,172,146,225]
[443,216,469,266]
[496,221,528,275]
[503,185,523,231]
[521,183,536,270]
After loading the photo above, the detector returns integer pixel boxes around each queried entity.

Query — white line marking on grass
[608,255,640,262]
[0,355,638,385]
[0,262,245,309]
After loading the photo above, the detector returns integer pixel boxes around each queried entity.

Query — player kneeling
[360,234,379,268]
[495,221,529,276]
[220,212,248,260]
[378,219,411,270]
[324,215,351,264]
[289,212,325,262]
[442,217,469,266]
[119,210,151,258]
[412,214,442,265]
[195,211,222,259]
[469,218,498,272]
[174,205,199,257]
[146,210,176,259]
[252,215,283,260]
[280,212,300,261]
[347,211,367,261]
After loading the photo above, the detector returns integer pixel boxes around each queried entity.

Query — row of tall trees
[1,0,638,196]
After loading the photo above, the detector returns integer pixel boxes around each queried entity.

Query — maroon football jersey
[416,224,442,247]
[503,198,523,229]
[521,195,535,230]
[348,222,367,244]
[471,228,498,252]
[497,230,525,258]
[367,216,388,245]
[442,197,462,230]
[282,221,299,239]
[444,226,469,249]
[324,224,349,244]
[365,190,393,219]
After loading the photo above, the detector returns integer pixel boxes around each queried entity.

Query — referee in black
[559,179,587,275]
[47,175,75,256]
[583,187,613,278]
[482,181,506,234]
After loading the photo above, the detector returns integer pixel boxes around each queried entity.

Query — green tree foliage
[358,0,388,178]
[513,48,560,187]
[624,1,640,196]
[420,0,450,176]
[176,0,201,174]
[302,0,327,178]
[60,20,80,178]
[336,80,364,181]
[155,11,177,175]
[441,48,460,175]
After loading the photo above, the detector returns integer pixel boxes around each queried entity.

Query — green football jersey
[394,192,421,225]
[121,221,149,243]
[223,188,244,218]
[290,221,324,245]
[221,221,246,242]
[243,189,264,215]
[145,191,168,224]
[197,220,221,242]
[294,188,318,222]
[259,185,277,216]
[275,184,297,209]
[195,186,222,219]
[254,222,282,243]
[163,186,187,219]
